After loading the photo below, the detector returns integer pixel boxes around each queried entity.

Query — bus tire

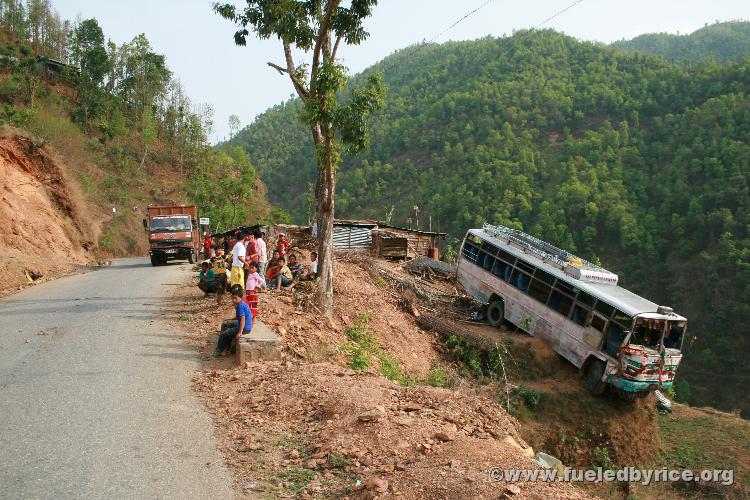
[150,255,160,267]
[583,359,607,396]
[188,250,195,264]
[487,300,505,328]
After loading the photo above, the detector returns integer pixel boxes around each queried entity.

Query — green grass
[278,466,316,495]
[426,367,450,388]
[657,414,749,482]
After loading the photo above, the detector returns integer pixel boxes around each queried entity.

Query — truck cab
[143,205,200,266]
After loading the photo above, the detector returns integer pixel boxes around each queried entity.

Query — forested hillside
[0,0,274,256]
[230,30,750,417]
[611,20,750,63]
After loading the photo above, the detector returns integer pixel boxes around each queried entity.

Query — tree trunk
[314,127,335,317]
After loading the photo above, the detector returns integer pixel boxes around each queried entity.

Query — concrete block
[237,319,281,363]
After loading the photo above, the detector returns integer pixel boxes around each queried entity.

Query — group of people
[198,229,318,302]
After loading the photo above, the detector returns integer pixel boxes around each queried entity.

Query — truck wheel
[583,359,607,396]
[487,300,505,328]
[150,256,160,267]
[188,251,195,264]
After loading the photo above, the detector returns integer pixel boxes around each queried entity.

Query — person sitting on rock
[198,262,216,296]
[265,250,282,281]
[212,288,253,357]
[268,256,294,290]
[287,254,305,279]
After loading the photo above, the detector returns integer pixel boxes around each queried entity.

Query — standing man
[231,231,247,289]
[203,232,212,260]
[256,231,268,278]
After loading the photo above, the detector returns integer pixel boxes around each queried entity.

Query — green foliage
[445,335,509,380]
[232,29,750,417]
[326,453,351,469]
[514,384,546,410]
[278,466,315,495]
[426,367,449,388]
[592,446,616,470]
[612,21,750,63]
[348,344,369,371]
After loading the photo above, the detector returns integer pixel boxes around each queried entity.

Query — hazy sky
[53,1,748,142]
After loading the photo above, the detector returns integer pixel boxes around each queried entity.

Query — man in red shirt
[203,233,212,259]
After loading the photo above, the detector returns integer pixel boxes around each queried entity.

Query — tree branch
[277,42,308,99]
[331,34,342,61]
[311,0,337,86]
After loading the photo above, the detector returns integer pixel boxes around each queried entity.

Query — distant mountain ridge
[611,20,750,63]
[230,29,750,417]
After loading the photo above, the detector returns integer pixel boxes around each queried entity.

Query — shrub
[515,384,546,410]
[427,368,449,388]
[349,344,369,371]
[592,446,615,470]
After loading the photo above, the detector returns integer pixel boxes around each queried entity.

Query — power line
[533,0,587,30]
[428,0,499,43]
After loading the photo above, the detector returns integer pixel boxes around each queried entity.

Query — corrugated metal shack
[333,219,446,259]
[333,220,378,251]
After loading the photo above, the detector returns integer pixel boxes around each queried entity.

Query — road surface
[0,258,234,499]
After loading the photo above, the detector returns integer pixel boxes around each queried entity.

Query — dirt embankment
[0,132,99,295]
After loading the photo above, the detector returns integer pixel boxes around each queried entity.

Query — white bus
[457,224,686,399]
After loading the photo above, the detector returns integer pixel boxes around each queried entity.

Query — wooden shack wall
[378,227,438,258]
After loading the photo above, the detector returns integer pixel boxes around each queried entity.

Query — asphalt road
[0,258,234,499]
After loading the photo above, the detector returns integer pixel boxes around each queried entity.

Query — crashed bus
[457,223,686,399]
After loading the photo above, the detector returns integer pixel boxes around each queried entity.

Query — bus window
[481,241,499,255]
[577,292,595,307]
[492,260,509,278]
[555,279,577,298]
[496,248,516,266]
[571,304,590,326]
[517,260,536,275]
[548,289,573,317]
[511,269,531,291]
[605,323,624,357]
[462,241,479,262]
[534,269,556,284]
[612,309,633,330]
[590,314,607,332]
[594,300,615,317]
[528,278,552,303]
[478,251,494,271]
[665,323,684,349]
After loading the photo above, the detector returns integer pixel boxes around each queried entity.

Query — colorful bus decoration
[456,223,687,399]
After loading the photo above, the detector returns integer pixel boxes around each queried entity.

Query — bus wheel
[583,360,607,396]
[150,255,160,267]
[188,251,195,264]
[487,300,505,328]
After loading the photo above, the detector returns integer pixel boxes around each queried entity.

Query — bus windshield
[150,216,191,232]
[627,317,686,351]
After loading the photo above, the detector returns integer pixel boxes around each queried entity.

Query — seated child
[265,250,282,281]
[287,254,305,279]
[212,288,253,357]
[198,262,216,296]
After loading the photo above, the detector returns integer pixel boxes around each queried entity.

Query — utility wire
[428,0,499,43]
[532,0,587,30]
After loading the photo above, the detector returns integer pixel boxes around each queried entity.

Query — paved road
[0,258,233,500]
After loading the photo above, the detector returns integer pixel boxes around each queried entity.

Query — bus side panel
[458,257,595,369]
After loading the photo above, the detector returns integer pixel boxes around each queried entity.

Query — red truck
[143,205,201,266]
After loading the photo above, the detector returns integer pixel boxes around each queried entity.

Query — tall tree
[214,0,385,316]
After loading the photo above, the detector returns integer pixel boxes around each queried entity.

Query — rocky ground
[164,256,590,499]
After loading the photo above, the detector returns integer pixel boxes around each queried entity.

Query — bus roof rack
[481,223,619,285]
